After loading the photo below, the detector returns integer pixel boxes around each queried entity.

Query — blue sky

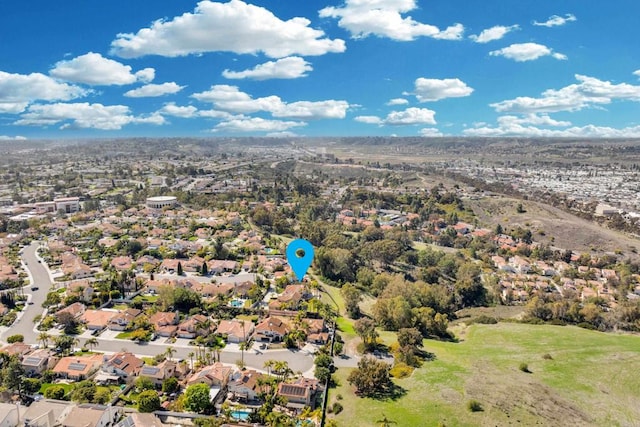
[1,0,640,139]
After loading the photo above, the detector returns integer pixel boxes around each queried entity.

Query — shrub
[468,315,498,325]
[332,402,343,415]
[6,334,24,343]
[390,362,414,379]
[542,353,553,360]
[519,363,531,373]
[336,393,343,401]
[44,385,67,400]
[467,400,483,412]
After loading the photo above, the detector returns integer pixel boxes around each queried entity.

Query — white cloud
[266,131,300,137]
[634,70,640,78]
[412,77,474,102]
[214,117,306,133]
[489,43,567,62]
[387,98,408,106]
[272,100,349,119]
[158,103,198,118]
[124,82,185,98]
[319,0,464,41]
[497,114,571,127]
[355,115,383,124]
[111,0,345,59]
[0,135,27,141]
[222,57,312,80]
[0,71,87,114]
[358,107,436,126]
[469,25,519,43]
[15,102,165,130]
[385,107,436,125]
[534,14,577,27]
[464,123,640,138]
[191,85,350,119]
[50,52,155,85]
[491,74,640,114]
[419,127,443,136]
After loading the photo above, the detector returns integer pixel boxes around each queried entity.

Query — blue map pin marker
[286,239,314,282]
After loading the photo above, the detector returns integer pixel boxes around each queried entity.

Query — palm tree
[273,360,292,382]
[84,337,99,352]
[38,332,51,348]
[263,359,275,377]
[211,339,225,363]
[165,346,176,361]
[188,352,195,370]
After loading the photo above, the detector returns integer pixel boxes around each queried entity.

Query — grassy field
[328,323,640,427]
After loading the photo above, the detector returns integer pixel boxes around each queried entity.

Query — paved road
[0,241,314,374]
[1,241,49,343]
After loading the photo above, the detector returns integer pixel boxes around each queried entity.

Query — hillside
[328,323,640,426]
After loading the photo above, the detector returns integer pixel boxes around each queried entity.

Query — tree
[396,327,424,367]
[94,388,112,405]
[54,335,78,355]
[188,351,195,370]
[454,262,486,308]
[184,383,213,414]
[347,356,392,397]
[6,334,24,343]
[57,311,79,334]
[135,376,155,392]
[162,377,180,394]
[397,327,423,349]
[22,377,42,394]
[138,390,161,413]
[44,385,66,399]
[341,283,362,319]
[354,317,378,351]
[71,381,96,402]
[38,332,51,348]
[84,337,99,351]
[165,346,176,361]
[177,261,184,276]
[201,262,208,276]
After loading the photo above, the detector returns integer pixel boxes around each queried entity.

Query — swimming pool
[230,409,252,421]
[229,299,244,307]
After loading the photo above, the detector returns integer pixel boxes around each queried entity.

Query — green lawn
[115,331,133,339]
[39,382,73,395]
[328,323,640,427]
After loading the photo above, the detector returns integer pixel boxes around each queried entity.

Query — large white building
[146,196,177,210]
[54,197,80,214]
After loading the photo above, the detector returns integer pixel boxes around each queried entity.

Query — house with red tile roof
[149,311,179,337]
[255,317,290,343]
[81,309,117,331]
[215,319,254,343]
[111,256,133,271]
[53,354,103,381]
[107,308,142,331]
[187,362,233,388]
[101,352,144,381]
[228,369,268,402]
[177,314,210,339]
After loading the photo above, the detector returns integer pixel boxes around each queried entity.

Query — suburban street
[0,241,315,374]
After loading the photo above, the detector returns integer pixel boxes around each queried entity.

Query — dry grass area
[467,195,640,259]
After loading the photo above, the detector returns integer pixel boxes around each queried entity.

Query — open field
[327,323,640,427]
[467,196,640,259]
